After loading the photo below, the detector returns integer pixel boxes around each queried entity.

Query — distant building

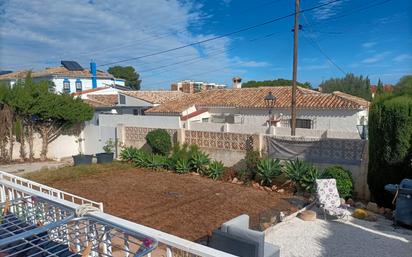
[370,84,394,98]
[171,80,226,93]
[0,61,125,94]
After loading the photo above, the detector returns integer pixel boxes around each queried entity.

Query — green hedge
[145,129,172,155]
[322,166,353,199]
[368,94,412,206]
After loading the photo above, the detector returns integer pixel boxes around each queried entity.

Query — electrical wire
[98,0,343,67]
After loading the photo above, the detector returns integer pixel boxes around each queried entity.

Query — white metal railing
[0,171,237,257]
[0,171,104,211]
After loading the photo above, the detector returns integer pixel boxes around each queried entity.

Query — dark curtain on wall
[266,137,366,165]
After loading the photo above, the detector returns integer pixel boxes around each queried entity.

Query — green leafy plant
[208,160,225,180]
[284,158,319,192]
[256,158,281,186]
[120,146,138,162]
[322,166,354,198]
[132,149,150,168]
[145,129,172,155]
[244,150,262,180]
[167,143,190,170]
[190,151,210,174]
[103,138,116,153]
[175,158,191,174]
[147,154,167,170]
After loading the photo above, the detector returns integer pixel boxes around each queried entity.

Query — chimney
[232,76,242,89]
[90,61,97,89]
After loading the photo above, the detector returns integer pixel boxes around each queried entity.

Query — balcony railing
[0,170,236,257]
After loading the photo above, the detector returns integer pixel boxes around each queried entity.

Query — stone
[271,185,277,191]
[264,186,272,192]
[340,198,346,205]
[232,177,239,184]
[366,202,379,213]
[378,207,385,215]
[354,201,366,209]
[277,189,285,194]
[346,198,354,206]
[365,213,378,222]
[252,182,260,189]
[299,210,317,221]
[353,208,367,219]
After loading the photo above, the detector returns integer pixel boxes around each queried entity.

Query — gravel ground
[265,207,412,257]
[0,161,70,175]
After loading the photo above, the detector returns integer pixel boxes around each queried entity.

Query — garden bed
[25,162,308,241]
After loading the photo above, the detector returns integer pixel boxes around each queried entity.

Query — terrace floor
[24,162,306,241]
[265,207,412,257]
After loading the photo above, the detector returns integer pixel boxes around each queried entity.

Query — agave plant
[208,160,225,180]
[132,149,150,168]
[283,158,309,184]
[175,158,191,174]
[256,158,281,186]
[299,165,321,192]
[119,146,138,162]
[147,154,167,170]
[190,151,210,174]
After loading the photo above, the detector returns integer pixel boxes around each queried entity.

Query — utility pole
[291,0,300,136]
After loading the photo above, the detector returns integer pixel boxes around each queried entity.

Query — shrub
[322,166,354,199]
[235,169,250,182]
[368,92,412,206]
[167,144,188,170]
[256,158,281,186]
[103,139,115,153]
[284,159,320,192]
[221,167,236,182]
[208,160,225,180]
[145,129,172,155]
[190,151,210,174]
[120,146,138,162]
[175,158,191,174]
[147,154,167,170]
[244,150,262,180]
[132,149,150,168]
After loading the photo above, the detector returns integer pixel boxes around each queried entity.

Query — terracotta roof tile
[146,87,369,114]
[86,94,118,108]
[120,91,187,104]
[71,87,111,96]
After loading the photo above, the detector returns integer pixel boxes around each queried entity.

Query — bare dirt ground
[26,163,305,241]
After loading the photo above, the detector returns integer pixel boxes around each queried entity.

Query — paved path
[265,207,412,257]
[0,161,71,175]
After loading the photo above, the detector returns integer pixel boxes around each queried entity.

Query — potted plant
[72,138,93,166]
[96,139,115,164]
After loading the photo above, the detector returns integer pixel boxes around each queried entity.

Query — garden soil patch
[47,167,304,241]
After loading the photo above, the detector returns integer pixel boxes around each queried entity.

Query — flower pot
[72,154,93,166]
[96,152,114,164]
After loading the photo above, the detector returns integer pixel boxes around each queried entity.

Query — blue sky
[0,0,411,89]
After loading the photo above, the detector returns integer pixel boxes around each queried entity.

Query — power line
[301,13,346,75]
[99,0,343,67]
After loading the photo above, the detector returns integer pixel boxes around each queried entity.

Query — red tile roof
[85,94,118,108]
[0,66,113,79]
[181,109,208,121]
[71,87,110,96]
[120,91,187,104]
[146,87,369,114]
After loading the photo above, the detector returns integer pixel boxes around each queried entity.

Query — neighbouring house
[370,84,394,98]
[0,61,126,94]
[145,86,370,138]
[171,80,227,93]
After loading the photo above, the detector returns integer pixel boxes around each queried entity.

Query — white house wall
[118,94,154,107]
[98,114,181,129]
[51,77,119,93]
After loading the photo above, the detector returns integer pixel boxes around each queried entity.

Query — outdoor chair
[315,179,351,220]
[208,214,280,257]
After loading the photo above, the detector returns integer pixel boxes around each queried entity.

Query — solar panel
[61,61,84,71]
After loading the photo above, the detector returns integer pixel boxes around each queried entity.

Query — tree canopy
[318,73,372,100]
[242,79,312,89]
[393,75,412,96]
[107,66,141,90]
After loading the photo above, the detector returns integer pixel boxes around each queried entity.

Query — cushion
[227,225,264,257]
[316,179,341,208]
[264,243,280,257]
[221,214,250,233]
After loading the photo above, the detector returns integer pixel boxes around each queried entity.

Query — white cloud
[312,0,347,21]
[0,0,256,89]
[393,54,412,62]
[361,52,391,64]
[362,41,377,48]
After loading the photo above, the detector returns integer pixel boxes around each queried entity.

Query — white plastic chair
[315,179,350,220]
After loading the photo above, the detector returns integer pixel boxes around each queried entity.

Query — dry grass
[24,162,131,184]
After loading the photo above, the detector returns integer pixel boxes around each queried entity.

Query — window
[75,79,82,92]
[296,119,312,129]
[63,78,70,93]
[119,95,126,104]
[133,109,140,115]
[202,117,209,123]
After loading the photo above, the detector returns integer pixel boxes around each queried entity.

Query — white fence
[0,171,236,257]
